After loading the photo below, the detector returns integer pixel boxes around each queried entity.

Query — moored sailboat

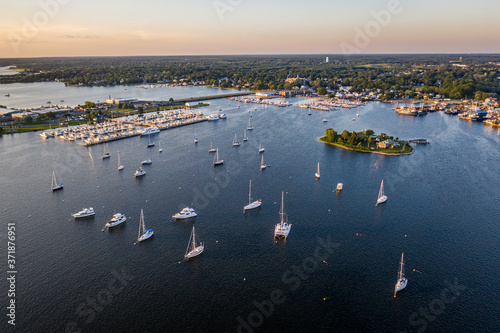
[315,162,320,179]
[232,133,240,146]
[51,171,64,191]
[184,225,204,260]
[117,151,124,171]
[244,180,262,211]
[260,155,266,170]
[274,191,291,239]
[214,148,224,166]
[136,209,154,243]
[394,252,408,296]
[376,179,388,205]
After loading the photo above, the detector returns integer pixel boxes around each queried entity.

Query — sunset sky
[1,0,499,57]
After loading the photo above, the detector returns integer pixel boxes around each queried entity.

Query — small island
[320,128,413,155]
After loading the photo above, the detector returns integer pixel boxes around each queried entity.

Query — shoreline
[318,138,414,156]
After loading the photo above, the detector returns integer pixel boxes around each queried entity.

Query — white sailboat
[51,171,63,191]
[394,252,408,296]
[117,151,124,171]
[184,225,204,260]
[213,148,224,166]
[315,162,320,179]
[136,209,154,243]
[102,143,110,159]
[208,141,217,153]
[147,134,155,147]
[247,118,253,130]
[244,180,262,211]
[243,129,248,142]
[376,179,388,205]
[194,128,199,143]
[232,133,240,146]
[158,141,163,153]
[260,155,266,170]
[258,140,265,153]
[274,191,291,239]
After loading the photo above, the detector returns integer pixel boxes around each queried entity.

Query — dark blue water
[1,99,499,333]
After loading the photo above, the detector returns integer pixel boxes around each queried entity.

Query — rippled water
[0,98,499,332]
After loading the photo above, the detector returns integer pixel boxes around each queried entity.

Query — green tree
[365,129,374,136]
[84,101,95,108]
[137,107,144,114]
[24,116,33,124]
[128,101,134,109]
[317,87,327,96]
[117,102,122,109]
[46,111,56,120]
[341,130,350,142]
[169,98,174,103]
[0,127,4,135]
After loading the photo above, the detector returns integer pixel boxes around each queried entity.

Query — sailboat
[232,133,240,146]
[244,180,262,211]
[260,155,266,170]
[376,179,388,205]
[243,129,248,142]
[136,209,154,243]
[194,128,199,143]
[315,162,320,179]
[274,191,291,239]
[208,141,217,153]
[102,143,110,159]
[147,134,155,147]
[51,171,63,191]
[213,148,224,166]
[184,225,204,260]
[247,118,253,130]
[394,252,408,296]
[117,151,124,171]
[158,141,163,153]
[258,140,265,153]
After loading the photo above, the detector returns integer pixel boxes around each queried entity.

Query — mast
[191,226,196,249]
[248,180,252,204]
[379,180,384,199]
[52,171,55,188]
[399,252,405,280]
[279,191,285,224]
[317,162,320,175]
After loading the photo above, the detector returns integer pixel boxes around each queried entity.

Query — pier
[408,139,430,144]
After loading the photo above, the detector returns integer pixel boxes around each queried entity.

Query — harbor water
[0,97,499,332]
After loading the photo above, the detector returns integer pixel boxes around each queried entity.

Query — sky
[0,0,499,58]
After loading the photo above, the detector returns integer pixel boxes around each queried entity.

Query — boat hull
[395,278,408,292]
[244,201,262,211]
[185,245,204,259]
[106,217,126,228]
[52,185,64,191]
[377,196,388,205]
[138,230,154,242]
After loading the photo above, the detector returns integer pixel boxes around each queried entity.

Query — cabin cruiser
[72,207,95,219]
[173,207,197,219]
[105,213,127,228]
[140,127,160,136]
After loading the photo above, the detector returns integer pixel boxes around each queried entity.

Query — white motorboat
[51,171,63,191]
[258,140,265,153]
[376,179,388,205]
[322,119,328,122]
[136,209,154,243]
[336,183,343,192]
[232,133,240,146]
[140,127,160,136]
[260,155,266,170]
[274,192,291,239]
[315,162,320,179]
[141,159,152,165]
[184,225,204,260]
[244,180,262,211]
[394,252,408,296]
[173,207,197,219]
[72,207,95,219]
[213,148,224,166]
[219,113,227,119]
[105,213,127,228]
[207,114,220,121]
[134,168,146,177]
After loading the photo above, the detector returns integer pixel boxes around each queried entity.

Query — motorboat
[140,127,160,136]
[105,213,127,228]
[173,207,197,219]
[72,207,95,219]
